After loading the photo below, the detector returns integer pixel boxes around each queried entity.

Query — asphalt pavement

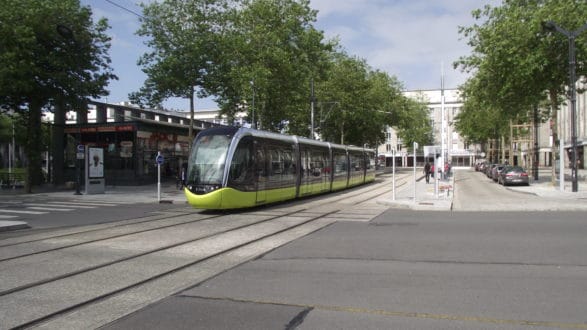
[1,168,586,231]
[0,181,188,232]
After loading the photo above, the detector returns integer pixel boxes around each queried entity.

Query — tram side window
[350,153,362,171]
[255,144,267,179]
[228,138,255,191]
[309,148,328,179]
[334,152,347,174]
[266,143,295,189]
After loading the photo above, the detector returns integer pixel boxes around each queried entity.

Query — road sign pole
[392,149,396,201]
[157,151,161,202]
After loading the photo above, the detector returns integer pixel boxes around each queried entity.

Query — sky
[81,0,500,112]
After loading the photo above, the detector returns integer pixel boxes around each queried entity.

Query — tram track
[5,210,340,329]
[1,211,339,329]
[0,175,407,329]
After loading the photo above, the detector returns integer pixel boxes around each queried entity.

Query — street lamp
[542,20,587,192]
[56,24,82,195]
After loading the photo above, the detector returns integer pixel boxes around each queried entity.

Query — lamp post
[310,79,316,139]
[542,21,587,192]
[249,80,256,129]
[56,24,82,195]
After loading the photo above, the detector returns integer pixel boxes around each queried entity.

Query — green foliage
[395,96,434,148]
[0,0,116,190]
[134,0,432,148]
[214,0,333,133]
[315,52,414,147]
[454,0,587,145]
[132,0,234,108]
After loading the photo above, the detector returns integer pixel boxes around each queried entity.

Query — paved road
[104,171,587,330]
[454,169,587,211]
[2,169,587,329]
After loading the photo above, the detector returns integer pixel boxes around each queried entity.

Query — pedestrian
[180,163,188,188]
[424,162,431,183]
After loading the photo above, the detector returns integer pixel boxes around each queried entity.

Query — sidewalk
[505,168,587,199]
[377,172,455,211]
[0,182,188,232]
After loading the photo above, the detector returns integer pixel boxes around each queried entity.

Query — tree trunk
[52,100,66,185]
[25,99,43,193]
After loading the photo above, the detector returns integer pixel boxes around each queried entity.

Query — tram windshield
[188,134,231,185]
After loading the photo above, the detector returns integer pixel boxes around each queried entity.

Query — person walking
[424,161,431,183]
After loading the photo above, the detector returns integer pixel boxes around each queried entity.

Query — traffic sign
[77,144,85,153]
[156,154,164,165]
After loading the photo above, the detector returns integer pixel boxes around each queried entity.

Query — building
[41,101,219,186]
[377,89,480,169]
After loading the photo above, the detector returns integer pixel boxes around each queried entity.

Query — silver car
[498,166,530,186]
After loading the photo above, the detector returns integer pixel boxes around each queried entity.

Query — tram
[184,126,375,209]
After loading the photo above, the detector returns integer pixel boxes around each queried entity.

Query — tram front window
[188,134,231,193]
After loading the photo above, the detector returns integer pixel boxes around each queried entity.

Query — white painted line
[26,207,74,212]
[28,203,96,209]
[51,201,118,207]
[0,215,18,219]
[0,209,47,215]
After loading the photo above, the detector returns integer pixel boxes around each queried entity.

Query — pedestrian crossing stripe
[0,215,18,219]
[0,209,47,215]
[26,206,74,212]
[52,201,119,207]
[34,203,96,209]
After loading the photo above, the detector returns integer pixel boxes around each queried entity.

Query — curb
[0,221,30,232]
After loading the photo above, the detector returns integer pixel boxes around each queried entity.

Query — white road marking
[26,206,74,212]
[0,209,47,215]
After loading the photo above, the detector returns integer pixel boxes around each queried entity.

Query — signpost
[413,142,418,202]
[75,145,85,195]
[156,152,164,202]
[392,149,396,201]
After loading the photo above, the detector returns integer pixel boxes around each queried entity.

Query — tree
[133,0,236,146]
[395,96,434,149]
[213,0,333,134]
[0,0,116,192]
[455,0,587,181]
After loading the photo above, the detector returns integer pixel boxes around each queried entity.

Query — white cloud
[311,0,500,89]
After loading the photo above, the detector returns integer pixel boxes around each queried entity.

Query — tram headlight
[204,185,220,193]
[191,184,221,195]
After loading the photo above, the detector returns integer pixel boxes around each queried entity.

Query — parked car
[498,166,530,186]
[486,164,497,178]
[491,164,506,182]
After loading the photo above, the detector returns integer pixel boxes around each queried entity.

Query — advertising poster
[88,147,104,178]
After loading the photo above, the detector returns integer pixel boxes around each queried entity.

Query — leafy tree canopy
[0,0,116,190]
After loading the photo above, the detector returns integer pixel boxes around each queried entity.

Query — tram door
[255,144,267,203]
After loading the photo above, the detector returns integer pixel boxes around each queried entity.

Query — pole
[392,149,396,200]
[8,121,13,176]
[560,142,565,191]
[157,151,161,202]
[533,105,539,180]
[435,150,439,198]
[310,79,315,139]
[440,63,447,182]
[250,80,255,129]
[542,21,587,192]
[568,34,578,192]
[413,142,418,202]
[75,125,82,195]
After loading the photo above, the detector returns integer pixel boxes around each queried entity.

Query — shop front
[63,120,194,186]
